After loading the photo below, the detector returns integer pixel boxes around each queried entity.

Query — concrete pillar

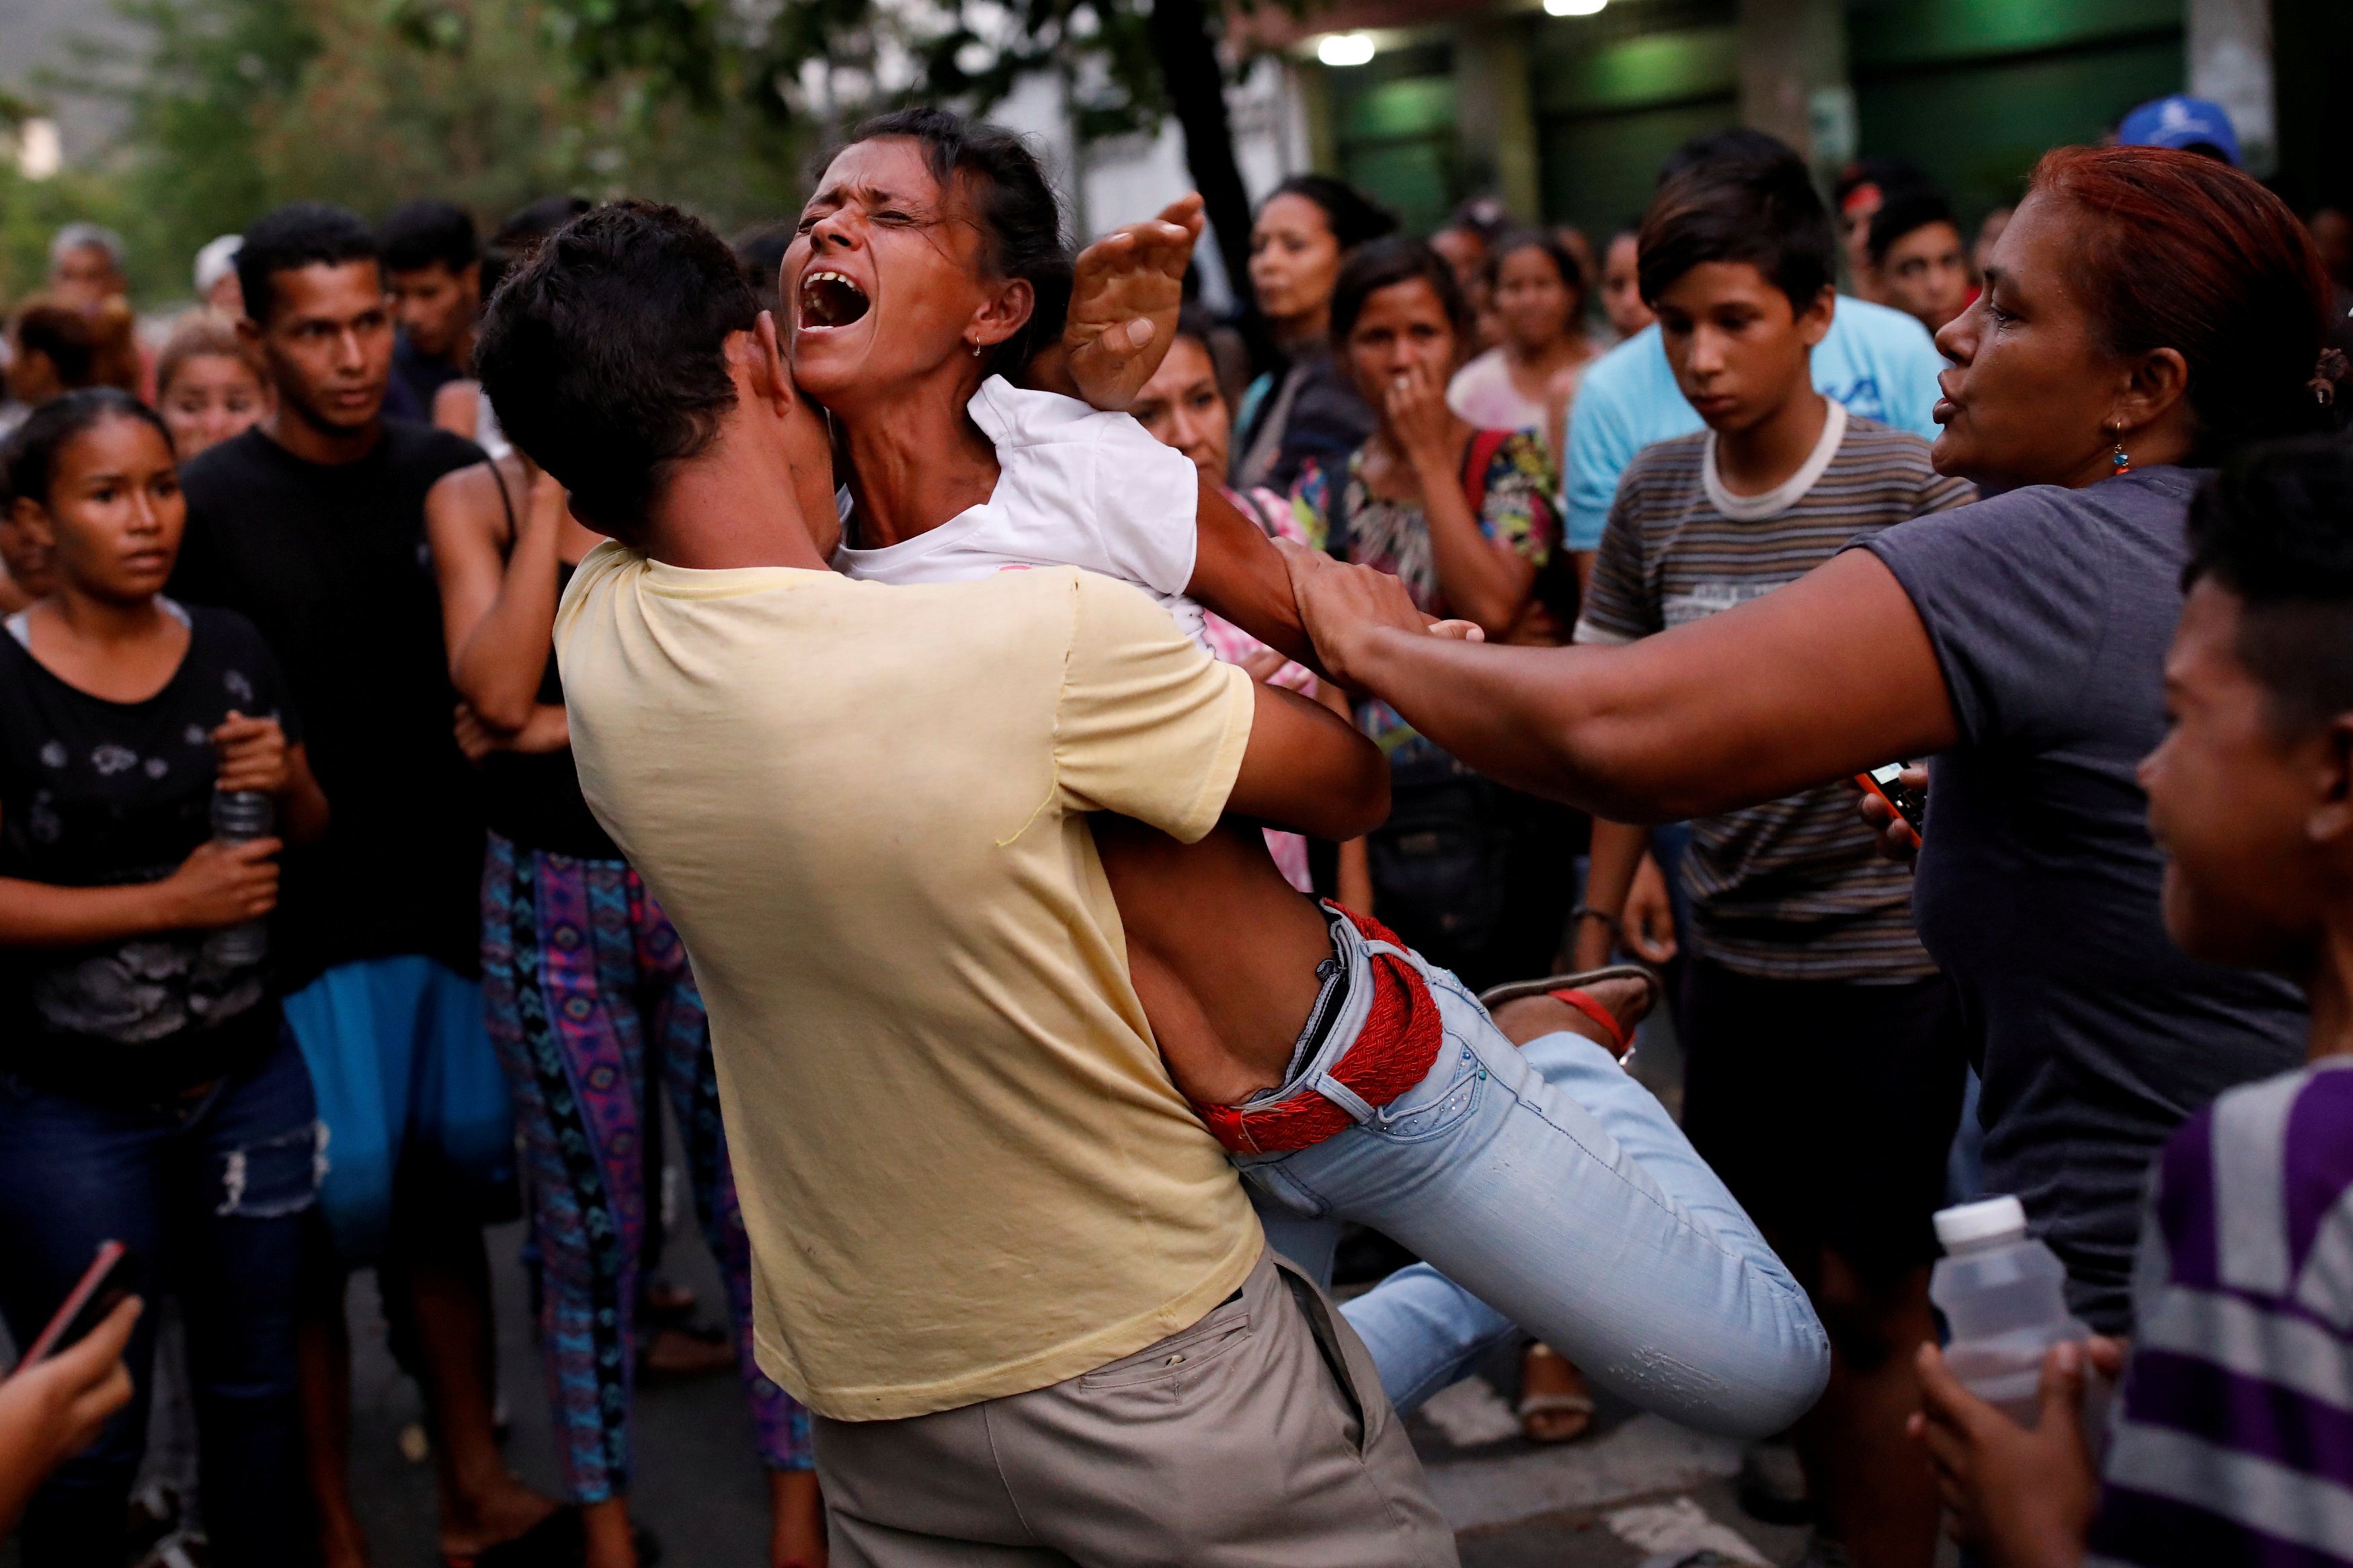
[1737,0,1853,175]
[2189,0,2276,177]
[1453,13,1544,222]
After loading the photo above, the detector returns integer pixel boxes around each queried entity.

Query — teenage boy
[1866,189,1972,337]
[1911,438,2353,1568]
[167,203,555,1568]
[1560,132,1947,585]
[380,198,482,417]
[487,198,1457,1568]
[1572,154,1977,1568]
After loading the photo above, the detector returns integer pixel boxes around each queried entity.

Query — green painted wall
[1849,0,2180,68]
[1327,43,1460,235]
[1849,0,2183,228]
[1528,14,1740,240]
[1855,36,2184,223]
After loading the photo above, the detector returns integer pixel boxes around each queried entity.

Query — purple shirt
[2091,1058,2353,1565]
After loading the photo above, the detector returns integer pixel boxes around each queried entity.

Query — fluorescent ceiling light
[1544,0,1607,14]
[1317,32,1377,66]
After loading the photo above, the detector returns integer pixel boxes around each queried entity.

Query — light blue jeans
[1238,911,1829,1440]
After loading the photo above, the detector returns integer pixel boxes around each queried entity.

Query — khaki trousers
[810,1247,1458,1567]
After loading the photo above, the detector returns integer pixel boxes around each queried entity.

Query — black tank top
[480,559,621,859]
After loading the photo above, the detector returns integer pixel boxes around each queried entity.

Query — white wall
[996,54,1313,311]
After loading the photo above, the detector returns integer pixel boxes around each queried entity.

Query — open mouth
[800,270,871,329]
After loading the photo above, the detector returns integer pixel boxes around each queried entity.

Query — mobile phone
[20,1241,136,1366]
[1855,762,1926,835]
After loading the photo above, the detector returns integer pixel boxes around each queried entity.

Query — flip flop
[441,1505,583,1568]
[1478,964,1661,1057]
[1517,1343,1597,1444]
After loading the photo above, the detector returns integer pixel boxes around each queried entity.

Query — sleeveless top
[481,558,621,860]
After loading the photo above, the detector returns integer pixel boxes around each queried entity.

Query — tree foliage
[1,0,822,305]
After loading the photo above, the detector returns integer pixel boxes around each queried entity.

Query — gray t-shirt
[1862,466,2305,1333]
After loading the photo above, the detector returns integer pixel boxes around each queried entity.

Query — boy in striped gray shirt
[1570,148,1975,1567]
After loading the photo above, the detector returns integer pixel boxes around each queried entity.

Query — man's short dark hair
[475,201,757,538]
[1659,129,1801,189]
[237,203,381,324]
[2184,436,2353,736]
[1867,188,1957,269]
[379,199,477,276]
[1637,151,1837,313]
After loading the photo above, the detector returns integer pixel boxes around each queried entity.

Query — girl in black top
[0,387,327,1565]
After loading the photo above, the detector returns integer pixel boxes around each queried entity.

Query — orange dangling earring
[2108,424,2131,477]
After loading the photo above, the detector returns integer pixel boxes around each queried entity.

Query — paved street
[5,1007,1960,1568]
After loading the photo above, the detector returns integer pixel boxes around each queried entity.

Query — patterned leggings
[482,833,811,1502]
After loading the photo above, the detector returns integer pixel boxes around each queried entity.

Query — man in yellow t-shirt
[481,203,1455,1565]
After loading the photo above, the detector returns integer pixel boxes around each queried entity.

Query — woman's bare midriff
[1090,815,1338,1107]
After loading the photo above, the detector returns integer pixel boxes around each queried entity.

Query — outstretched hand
[1276,538,1481,690]
[1063,194,1203,412]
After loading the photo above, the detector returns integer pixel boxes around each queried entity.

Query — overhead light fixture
[1316,32,1377,67]
[1544,0,1607,14]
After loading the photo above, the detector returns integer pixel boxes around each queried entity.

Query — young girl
[0,387,328,1566]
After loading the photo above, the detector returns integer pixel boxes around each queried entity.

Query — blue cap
[2118,95,2241,167]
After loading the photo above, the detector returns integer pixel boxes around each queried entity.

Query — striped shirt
[2091,1057,2353,1567]
[1575,405,1975,981]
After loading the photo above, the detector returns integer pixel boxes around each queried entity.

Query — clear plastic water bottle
[1931,1195,2110,1448]
[209,788,274,966]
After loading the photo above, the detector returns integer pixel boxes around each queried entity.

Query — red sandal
[1477,964,1660,1060]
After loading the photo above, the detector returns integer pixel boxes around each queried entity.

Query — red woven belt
[1191,905,1445,1156]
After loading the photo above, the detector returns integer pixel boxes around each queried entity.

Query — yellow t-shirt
[554,545,1265,1419]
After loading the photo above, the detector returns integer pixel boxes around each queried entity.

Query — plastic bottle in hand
[1931,1195,2110,1450]
[208,788,274,966]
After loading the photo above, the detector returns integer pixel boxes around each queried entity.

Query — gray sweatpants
[811,1247,1458,1567]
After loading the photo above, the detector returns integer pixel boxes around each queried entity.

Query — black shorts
[1678,957,1966,1277]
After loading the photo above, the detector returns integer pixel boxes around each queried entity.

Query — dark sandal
[441,1505,583,1568]
[1478,964,1661,1057]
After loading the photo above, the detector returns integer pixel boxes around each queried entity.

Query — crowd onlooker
[1564,132,1947,591]
[1866,187,1972,335]
[44,226,128,314]
[1914,437,2353,1568]
[0,388,328,1564]
[381,198,483,420]
[1293,234,1577,990]
[1446,229,1597,466]
[165,202,558,1568]
[153,313,272,461]
[1232,173,1398,493]
[1575,148,1977,1567]
[1596,224,1652,341]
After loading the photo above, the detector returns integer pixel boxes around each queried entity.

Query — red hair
[2028,145,2334,456]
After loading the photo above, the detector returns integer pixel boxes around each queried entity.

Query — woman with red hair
[1298,143,2342,1549]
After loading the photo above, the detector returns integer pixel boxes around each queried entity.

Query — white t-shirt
[832,376,1207,643]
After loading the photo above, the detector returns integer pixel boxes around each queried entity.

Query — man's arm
[1285,543,1958,823]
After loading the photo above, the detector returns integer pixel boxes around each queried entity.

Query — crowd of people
[0,80,2348,1568]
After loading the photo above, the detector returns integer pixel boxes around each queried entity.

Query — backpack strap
[1458,428,1514,521]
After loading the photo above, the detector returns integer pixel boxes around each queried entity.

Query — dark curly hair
[839,107,1072,381]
